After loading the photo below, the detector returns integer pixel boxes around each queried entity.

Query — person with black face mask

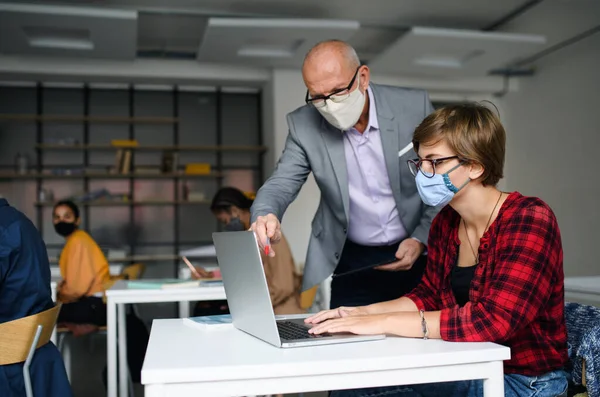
[53,200,110,328]
[192,187,304,317]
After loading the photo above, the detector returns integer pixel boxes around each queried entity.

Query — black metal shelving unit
[0,83,266,278]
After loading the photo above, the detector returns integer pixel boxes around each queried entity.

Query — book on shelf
[111,149,124,174]
[184,163,211,175]
[187,191,207,202]
[161,150,178,173]
[111,139,138,148]
[182,314,232,331]
[121,150,132,174]
[110,149,133,174]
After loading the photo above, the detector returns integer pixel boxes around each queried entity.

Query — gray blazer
[251,83,440,290]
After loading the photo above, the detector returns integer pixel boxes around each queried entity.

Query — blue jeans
[330,369,568,397]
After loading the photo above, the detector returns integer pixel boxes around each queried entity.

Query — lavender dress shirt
[343,86,408,246]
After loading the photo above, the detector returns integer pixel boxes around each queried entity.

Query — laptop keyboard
[277,320,328,340]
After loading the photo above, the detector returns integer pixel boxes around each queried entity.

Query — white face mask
[316,74,366,131]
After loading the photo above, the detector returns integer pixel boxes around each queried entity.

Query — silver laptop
[212,231,385,348]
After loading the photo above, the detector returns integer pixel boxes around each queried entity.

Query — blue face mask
[415,162,470,207]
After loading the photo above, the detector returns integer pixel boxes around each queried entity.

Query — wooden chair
[300,285,319,311]
[0,303,62,397]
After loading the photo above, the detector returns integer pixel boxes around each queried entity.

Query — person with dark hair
[53,200,110,327]
[0,198,72,396]
[194,187,304,316]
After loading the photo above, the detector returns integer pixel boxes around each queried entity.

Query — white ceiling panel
[2,0,531,30]
[0,3,137,60]
[368,27,547,77]
[138,13,207,54]
[197,17,360,68]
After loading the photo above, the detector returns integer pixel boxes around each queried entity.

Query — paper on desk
[183,315,232,331]
[127,279,201,289]
[179,245,216,258]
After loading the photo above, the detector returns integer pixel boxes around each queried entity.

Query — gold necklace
[463,192,503,265]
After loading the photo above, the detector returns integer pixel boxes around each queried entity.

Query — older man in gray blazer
[251,40,439,309]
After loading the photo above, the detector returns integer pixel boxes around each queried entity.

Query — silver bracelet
[419,310,429,340]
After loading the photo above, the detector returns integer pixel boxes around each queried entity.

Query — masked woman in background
[53,200,111,329]
[193,187,304,316]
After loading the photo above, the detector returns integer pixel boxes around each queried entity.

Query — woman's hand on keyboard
[304,306,368,325]
[308,313,388,336]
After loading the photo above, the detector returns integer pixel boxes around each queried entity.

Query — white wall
[498,32,600,277]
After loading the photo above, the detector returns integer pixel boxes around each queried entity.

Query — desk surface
[142,318,510,385]
[565,276,600,294]
[105,280,226,303]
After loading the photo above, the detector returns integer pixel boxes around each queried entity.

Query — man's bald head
[302,40,360,73]
[302,40,368,101]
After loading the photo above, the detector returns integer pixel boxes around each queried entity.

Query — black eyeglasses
[305,67,360,108]
[407,156,464,178]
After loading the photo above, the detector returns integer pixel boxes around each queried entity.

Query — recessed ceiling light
[237,40,304,59]
[23,26,93,50]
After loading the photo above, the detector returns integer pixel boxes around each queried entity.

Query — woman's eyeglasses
[407,156,463,178]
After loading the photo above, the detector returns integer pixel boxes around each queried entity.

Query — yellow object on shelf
[185,163,211,175]
[111,139,139,148]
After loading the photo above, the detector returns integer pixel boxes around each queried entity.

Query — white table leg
[50,325,57,345]
[63,335,72,383]
[107,299,117,397]
[51,285,57,345]
[320,276,332,310]
[118,303,128,397]
[483,361,504,397]
[178,301,190,318]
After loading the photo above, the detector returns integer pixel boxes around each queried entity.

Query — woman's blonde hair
[412,102,506,186]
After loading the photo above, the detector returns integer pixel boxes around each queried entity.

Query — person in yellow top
[53,200,111,326]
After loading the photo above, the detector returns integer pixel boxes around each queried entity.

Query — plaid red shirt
[405,192,568,375]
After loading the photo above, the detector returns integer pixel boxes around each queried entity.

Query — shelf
[2,86,260,283]
[36,143,268,152]
[0,172,223,180]
[0,114,178,124]
[44,240,213,248]
[35,200,211,207]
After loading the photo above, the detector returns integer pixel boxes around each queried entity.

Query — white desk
[142,319,510,397]
[106,280,226,397]
[50,264,124,279]
[565,276,600,306]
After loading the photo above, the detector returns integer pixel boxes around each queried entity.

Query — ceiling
[0,0,598,79]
